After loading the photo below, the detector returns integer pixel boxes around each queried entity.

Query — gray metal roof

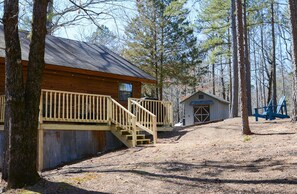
[0,26,155,82]
[180,90,230,104]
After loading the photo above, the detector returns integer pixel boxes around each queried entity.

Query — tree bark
[220,56,226,100]
[289,0,297,121]
[243,0,252,116]
[253,32,259,108]
[23,0,49,184]
[228,26,232,103]
[236,0,252,135]
[271,0,277,110]
[212,63,216,95]
[231,0,239,117]
[46,0,54,34]
[3,0,25,184]
[3,0,49,188]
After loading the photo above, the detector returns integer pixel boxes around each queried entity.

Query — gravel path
[3,117,297,193]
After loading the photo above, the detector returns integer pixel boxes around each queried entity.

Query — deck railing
[41,90,110,123]
[129,98,173,126]
[40,90,138,146]
[129,99,157,144]
[0,90,167,147]
[0,95,4,123]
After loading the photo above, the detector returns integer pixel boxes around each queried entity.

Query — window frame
[118,83,133,101]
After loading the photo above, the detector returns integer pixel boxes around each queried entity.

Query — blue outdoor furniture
[254,96,290,121]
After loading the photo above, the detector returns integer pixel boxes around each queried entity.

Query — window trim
[118,83,133,101]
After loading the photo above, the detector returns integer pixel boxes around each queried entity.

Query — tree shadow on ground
[61,158,297,187]
[157,128,190,141]
[253,132,296,136]
[79,168,297,186]
[21,178,108,194]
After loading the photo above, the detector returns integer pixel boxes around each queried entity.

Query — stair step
[136,139,151,145]
[119,130,131,135]
[117,128,140,134]
[126,134,145,140]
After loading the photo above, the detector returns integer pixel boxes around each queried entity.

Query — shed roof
[0,26,155,82]
[180,90,230,104]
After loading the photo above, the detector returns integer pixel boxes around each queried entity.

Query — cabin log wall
[0,63,142,107]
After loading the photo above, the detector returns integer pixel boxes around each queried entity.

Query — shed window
[119,83,133,101]
[198,95,204,99]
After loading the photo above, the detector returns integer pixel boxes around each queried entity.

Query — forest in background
[0,0,293,123]
[121,0,293,123]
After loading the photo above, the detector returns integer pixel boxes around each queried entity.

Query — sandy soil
[3,117,297,193]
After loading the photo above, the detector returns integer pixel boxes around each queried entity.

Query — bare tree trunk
[220,56,226,99]
[254,38,259,108]
[243,0,252,116]
[3,0,49,188]
[2,0,25,184]
[289,0,297,121]
[236,0,252,135]
[159,6,164,101]
[46,0,54,34]
[260,17,268,106]
[153,5,159,100]
[212,63,216,95]
[231,0,239,117]
[271,0,277,110]
[228,27,232,103]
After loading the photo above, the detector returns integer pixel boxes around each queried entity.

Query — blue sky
[55,0,197,41]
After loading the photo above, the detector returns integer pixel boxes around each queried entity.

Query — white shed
[180,91,229,126]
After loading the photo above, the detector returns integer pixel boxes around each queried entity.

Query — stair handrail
[0,95,4,123]
[108,97,137,147]
[128,98,173,127]
[130,99,157,144]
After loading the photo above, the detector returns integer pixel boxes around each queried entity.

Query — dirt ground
[3,117,297,193]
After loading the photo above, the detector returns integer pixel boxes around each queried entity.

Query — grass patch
[243,135,251,142]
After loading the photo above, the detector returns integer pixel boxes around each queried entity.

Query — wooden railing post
[0,96,5,123]
[153,115,157,145]
[131,115,137,147]
[107,97,112,125]
[169,103,173,127]
[128,98,131,112]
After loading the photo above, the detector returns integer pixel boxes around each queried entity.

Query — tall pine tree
[123,0,201,100]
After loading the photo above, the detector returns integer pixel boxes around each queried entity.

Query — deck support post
[153,116,157,145]
[254,108,259,121]
[131,116,137,147]
[38,94,44,171]
[38,125,44,171]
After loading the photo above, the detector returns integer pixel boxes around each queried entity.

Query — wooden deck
[0,89,173,169]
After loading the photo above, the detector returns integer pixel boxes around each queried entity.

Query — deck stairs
[110,126,150,147]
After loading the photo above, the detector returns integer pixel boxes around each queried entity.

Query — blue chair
[254,96,289,121]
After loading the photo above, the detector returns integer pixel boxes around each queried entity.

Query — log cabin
[0,26,173,170]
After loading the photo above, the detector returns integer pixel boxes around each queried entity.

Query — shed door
[193,105,210,123]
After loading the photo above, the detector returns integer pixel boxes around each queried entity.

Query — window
[198,95,204,99]
[119,83,133,101]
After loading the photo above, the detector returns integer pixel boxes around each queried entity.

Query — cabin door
[193,105,210,123]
